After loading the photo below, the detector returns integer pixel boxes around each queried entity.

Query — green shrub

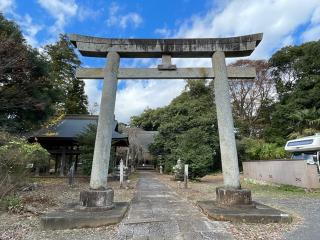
[77,124,116,175]
[0,196,23,213]
[0,138,50,177]
[23,142,50,169]
[5,196,23,213]
[0,132,50,199]
[278,184,305,193]
[77,124,96,175]
[241,138,288,160]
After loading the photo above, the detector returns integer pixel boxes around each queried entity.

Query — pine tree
[45,34,88,114]
[65,78,88,114]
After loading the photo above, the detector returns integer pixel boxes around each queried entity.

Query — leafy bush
[0,132,50,199]
[77,124,116,175]
[77,124,96,175]
[241,138,288,160]
[0,196,24,213]
[171,128,216,178]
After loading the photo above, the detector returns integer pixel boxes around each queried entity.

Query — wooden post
[75,154,79,173]
[35,166,40,177]
[60,147,66,177]
[54,154,58,174]
[125,148,129,168]
[184,164,189,189]
[48,158,51,174]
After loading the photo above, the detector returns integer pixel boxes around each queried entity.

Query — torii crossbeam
[69,33,263,209]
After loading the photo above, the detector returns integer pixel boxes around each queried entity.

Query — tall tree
[131,79,220,178]
[266,40,320,142]
[45,34,88,114]
[0,14,59,132]
[229,60,275,138]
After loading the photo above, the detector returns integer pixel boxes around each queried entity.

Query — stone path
[116,171,232,240]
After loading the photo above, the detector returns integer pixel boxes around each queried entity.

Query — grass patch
[0,196,23,213]
[128,172,140,181]
[242,179,320,198]
[277,184,306,193]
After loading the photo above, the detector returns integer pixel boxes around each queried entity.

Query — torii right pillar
[212,51,252,205]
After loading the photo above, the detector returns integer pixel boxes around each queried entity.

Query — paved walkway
[116,171,232,240]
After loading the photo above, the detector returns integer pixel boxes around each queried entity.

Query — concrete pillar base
[80,188,114,210]
[216,187,252,206]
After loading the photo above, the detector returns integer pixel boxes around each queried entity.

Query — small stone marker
[120,159,124,188]
[160,165,163,174]
[184,164,189,189]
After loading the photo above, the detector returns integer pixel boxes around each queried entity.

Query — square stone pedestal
[41,188,129,230]
[80,188,114,209]
[197,187,292,223]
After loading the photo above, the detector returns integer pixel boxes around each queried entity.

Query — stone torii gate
[69,33,263,209]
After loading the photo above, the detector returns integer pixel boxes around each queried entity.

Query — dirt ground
[1,172,319,240]
[155,173,320,240]
[0,174,139,240]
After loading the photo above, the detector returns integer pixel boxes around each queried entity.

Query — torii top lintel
[68,33,263,58]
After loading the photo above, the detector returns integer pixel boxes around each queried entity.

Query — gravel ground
[259,197,320,240]
[155,173,318,240]
[1,172,319,240]
[0,174,139,240]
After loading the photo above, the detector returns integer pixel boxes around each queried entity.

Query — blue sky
[1,0,320,122]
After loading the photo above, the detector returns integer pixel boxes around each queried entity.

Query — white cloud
[0,0,14,13]
[84,78,185,123]
[175,0,320,58]
[15,14,43,47]
[302,5,320,41]
[37,0,78,37]
[119,13,142,29]
[154,27,172,37]
[77,5,101,22]
[84,79,102,114]
[1,1,42,47]
[302,26,320,42]
[115,80,185,123]
[87,0,320,123]
[107,2,142,29]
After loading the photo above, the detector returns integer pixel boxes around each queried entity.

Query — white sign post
[184,164,189,189]
[160,165,163,174]
[120,159,124,188]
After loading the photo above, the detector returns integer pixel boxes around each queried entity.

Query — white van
[285,133,320,171]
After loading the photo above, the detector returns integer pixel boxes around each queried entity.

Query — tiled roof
[32,115,127,140]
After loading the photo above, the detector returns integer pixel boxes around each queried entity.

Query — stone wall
[243,159,320,189]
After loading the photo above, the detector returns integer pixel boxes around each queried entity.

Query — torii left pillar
[80,52,119,209]
[212,51,251,205]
